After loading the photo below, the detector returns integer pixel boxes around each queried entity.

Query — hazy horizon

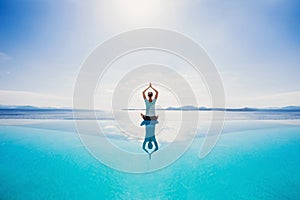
[1,103,300,110]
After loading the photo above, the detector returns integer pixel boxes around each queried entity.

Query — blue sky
[0,0,299,108]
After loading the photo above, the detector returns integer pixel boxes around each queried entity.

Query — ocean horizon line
[1,104,300,112]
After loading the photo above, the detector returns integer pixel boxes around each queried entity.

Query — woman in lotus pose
[140,82,159,120]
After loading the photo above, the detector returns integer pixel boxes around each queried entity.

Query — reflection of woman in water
[140,82,159,120]
[141,120,159,159]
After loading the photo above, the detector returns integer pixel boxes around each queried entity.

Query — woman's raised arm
[142,83,151,99]
[150,83,159,99]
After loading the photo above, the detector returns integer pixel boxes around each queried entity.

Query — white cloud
[226,91,300,108]
[249,91,300,107]
[0,90,71,107]
[0,52,12,61]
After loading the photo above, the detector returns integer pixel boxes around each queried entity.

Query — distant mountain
[280,106,300,111]
[0,105,71,110]
[0,105,104,112]
[0,105,40,109]
[165,106,254,111]
[166,105,199,110]
[224,107,258,111]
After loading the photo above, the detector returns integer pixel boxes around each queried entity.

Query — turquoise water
[1,119,300,199]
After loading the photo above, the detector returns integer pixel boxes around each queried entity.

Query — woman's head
[148,92,153,98]
[148,141,153,149]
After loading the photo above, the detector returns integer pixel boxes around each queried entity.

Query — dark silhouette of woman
[140,120,159,159]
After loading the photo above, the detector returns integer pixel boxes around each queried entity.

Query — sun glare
[94,0,166,27]
[115,0,163,23]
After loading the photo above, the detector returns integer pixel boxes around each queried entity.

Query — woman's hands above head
[149,82,159,99]
[143,82,158,99]
[143,83,151,99]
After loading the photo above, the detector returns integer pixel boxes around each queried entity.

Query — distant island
[0,105,73,111]
[0,105,85,111]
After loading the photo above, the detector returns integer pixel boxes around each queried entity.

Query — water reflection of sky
[1,110,300,157]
